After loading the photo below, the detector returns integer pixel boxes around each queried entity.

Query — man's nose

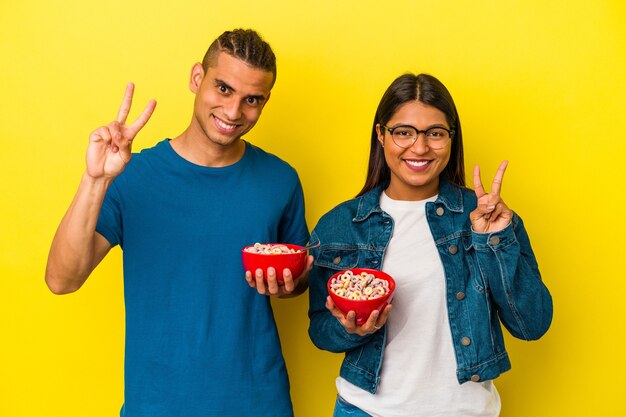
[223,98,242,120]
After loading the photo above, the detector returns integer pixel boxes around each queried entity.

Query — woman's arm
[473,214,553,340]
[307,233,375,353]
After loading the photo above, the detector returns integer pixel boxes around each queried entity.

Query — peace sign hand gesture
[86,83,156,180]
[470,160,513,233]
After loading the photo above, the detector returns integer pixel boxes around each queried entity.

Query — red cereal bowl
[242,243,307,283]
[327,268,396,325]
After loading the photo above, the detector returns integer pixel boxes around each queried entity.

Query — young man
[46,29,310,417]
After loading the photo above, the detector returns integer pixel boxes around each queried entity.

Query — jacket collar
[353,178,465,222]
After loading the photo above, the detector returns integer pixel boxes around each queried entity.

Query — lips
[403,159,432,172]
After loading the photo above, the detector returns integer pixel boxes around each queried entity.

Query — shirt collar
[353,178,465,222]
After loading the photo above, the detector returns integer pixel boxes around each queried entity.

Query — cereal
[329,270,390,300]
[244,243,302,254]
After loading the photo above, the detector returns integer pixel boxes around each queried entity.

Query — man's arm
[44,83,156,294]
[45,174,114,294]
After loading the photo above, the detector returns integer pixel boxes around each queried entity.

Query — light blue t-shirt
[96,139,309,417]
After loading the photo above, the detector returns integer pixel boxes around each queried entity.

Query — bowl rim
[241,243,306,255]
[327,268,396,300]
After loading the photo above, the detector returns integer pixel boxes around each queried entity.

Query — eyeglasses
[382,124,455,149]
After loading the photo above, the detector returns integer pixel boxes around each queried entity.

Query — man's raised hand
[86,83,156,179]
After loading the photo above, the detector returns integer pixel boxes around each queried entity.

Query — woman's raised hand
[86,83,156,179]
[470,160,513,233]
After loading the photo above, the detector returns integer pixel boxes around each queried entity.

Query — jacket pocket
[463,234,487,293]
[315,246,360,270]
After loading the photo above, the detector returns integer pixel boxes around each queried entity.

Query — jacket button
[456,292,465,300]
[470,374,481,382]
[448,245,458,254]
[436,207,445,216]
[489,236,500,245]
[461,337,471,346]
[333,257,341,264]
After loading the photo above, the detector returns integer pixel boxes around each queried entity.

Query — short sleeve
[95,180,124,248]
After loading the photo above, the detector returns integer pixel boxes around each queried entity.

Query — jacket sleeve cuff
[471,220,516,251]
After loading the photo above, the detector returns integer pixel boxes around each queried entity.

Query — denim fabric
[308,180,553,394]
[333,396,373,417]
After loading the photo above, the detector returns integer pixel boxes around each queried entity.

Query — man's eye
[246,97,259,105]
[218,85,228,93]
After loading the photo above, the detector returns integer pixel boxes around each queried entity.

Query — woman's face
[376,100,452,201]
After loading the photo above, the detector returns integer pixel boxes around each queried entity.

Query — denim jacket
[307,180,553,394]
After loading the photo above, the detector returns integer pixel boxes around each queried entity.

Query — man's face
[190,51,274,147]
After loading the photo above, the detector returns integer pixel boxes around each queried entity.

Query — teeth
[405,160,429,167]
[215,117,237,131]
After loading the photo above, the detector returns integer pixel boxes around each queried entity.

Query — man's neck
[169,128,246,167]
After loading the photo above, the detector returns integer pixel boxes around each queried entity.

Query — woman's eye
[428,129,445,138]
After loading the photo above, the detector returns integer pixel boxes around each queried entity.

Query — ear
[189,63,205,94]
[375,123,385,146]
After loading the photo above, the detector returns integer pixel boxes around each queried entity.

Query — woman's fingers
[491,160,508,197]
[376,304,393,326]
[473,165,486,199]
[325,297,393,336]
[474,160,508,199]
[325,297,345,320]
[471,161,509,229]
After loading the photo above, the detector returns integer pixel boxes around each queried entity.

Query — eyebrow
[214,78,267,102]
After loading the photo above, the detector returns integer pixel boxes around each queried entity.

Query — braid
[202,29,276,84]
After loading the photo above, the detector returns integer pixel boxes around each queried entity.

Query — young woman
[307,73,553,417]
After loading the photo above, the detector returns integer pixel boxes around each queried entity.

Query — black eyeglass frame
[382,124,455,149]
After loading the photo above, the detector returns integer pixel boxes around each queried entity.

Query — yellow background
[1,0,625,416]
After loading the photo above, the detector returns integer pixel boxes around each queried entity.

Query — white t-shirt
[336,192,501,417]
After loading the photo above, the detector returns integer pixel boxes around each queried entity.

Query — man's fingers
[90,126,112,143]
[127,99,157,137]
[254,269,267,294]
[282,269,295,292]
[116,83,135,124]
[265,267,279,294]
[473,165,486,198]
[115,81,156,139]
[245,271,256,287]
[107,121,123,143]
